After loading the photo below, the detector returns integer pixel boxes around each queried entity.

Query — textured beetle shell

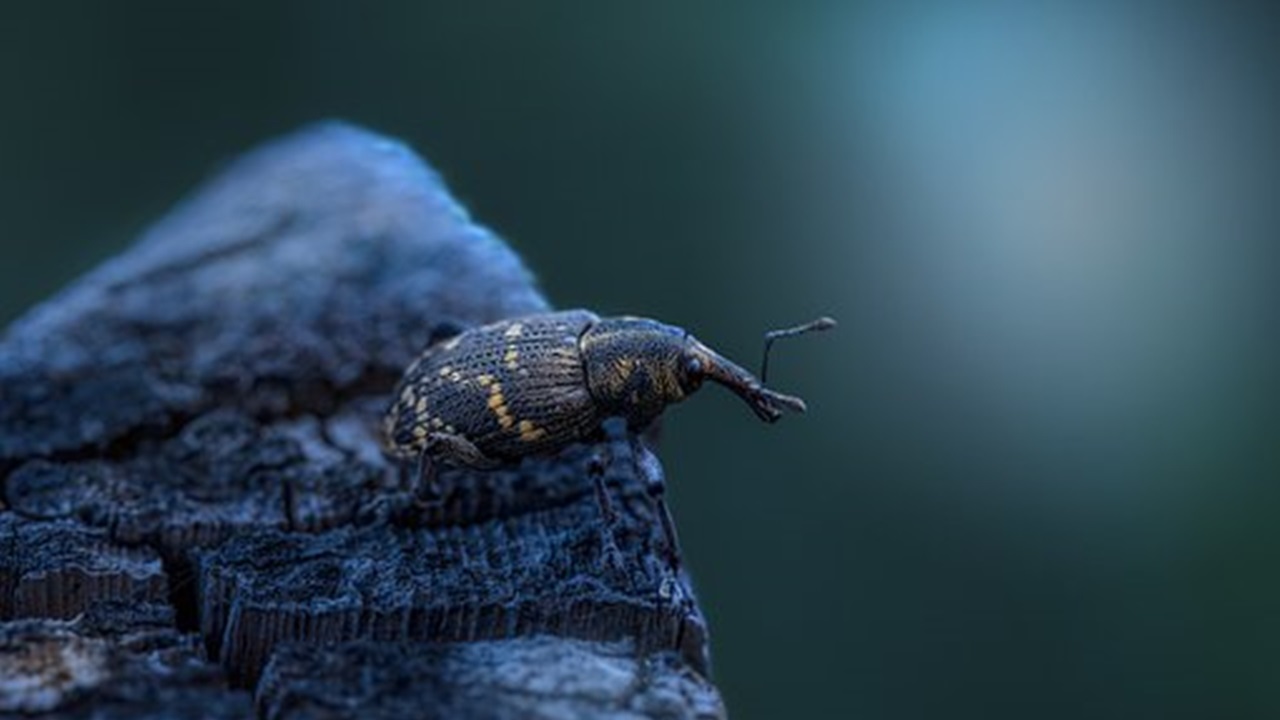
[384,309,602,462]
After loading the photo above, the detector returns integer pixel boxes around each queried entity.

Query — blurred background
[3,2,1279,717]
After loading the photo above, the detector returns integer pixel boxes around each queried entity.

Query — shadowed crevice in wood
[0,122,723,717]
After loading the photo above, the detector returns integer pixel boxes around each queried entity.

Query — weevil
[382,310,834,489]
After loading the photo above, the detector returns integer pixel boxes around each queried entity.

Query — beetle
[382,309,833,488]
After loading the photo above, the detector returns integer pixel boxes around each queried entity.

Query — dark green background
[3,3,1279,718]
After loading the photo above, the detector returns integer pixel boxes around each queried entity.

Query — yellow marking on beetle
[658,361,684,399]
[518,420,547,442]
[413,426,428,439]
[438,366,453,377]
[476,374,495,387]
[431,417,444,429]
[414,397,428,414]
[503,323,524,339]
[597,357,637,396]
[487,383,515,429]
[504,346,519,369]
[486,387,505,410]
[615,357,635,380]
[448,371,463,383]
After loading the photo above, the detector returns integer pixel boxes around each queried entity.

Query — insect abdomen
[385,310,601,460]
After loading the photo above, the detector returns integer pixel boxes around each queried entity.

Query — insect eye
[684,356,703,376]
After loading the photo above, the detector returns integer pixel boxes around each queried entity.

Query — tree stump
[0,123,725,719]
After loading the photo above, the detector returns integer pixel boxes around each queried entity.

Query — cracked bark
[0,123,725,719]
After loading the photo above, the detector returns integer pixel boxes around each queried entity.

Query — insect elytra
[383,310,833,477]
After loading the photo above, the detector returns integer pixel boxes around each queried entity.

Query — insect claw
[763,389,806,414]
[746,388,806,423]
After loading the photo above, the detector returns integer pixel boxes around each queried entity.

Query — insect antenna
[760,316,837,384]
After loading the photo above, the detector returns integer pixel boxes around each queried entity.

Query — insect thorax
[579,317,690,430]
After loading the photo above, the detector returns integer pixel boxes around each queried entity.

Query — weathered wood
[197,430,705,686]
[0,515,168,620]
[256,637,725,720]
[0,122,722,717]
[0,603,251,718]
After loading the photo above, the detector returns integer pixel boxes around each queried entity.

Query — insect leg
[634,442,683,577]
[424,432,502,470]
[587,447,619,532]
[590,418,631,579]
[403,434,500,523]
[413,445,442,505]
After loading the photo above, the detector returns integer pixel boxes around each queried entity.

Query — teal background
[3,3,1279,717]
